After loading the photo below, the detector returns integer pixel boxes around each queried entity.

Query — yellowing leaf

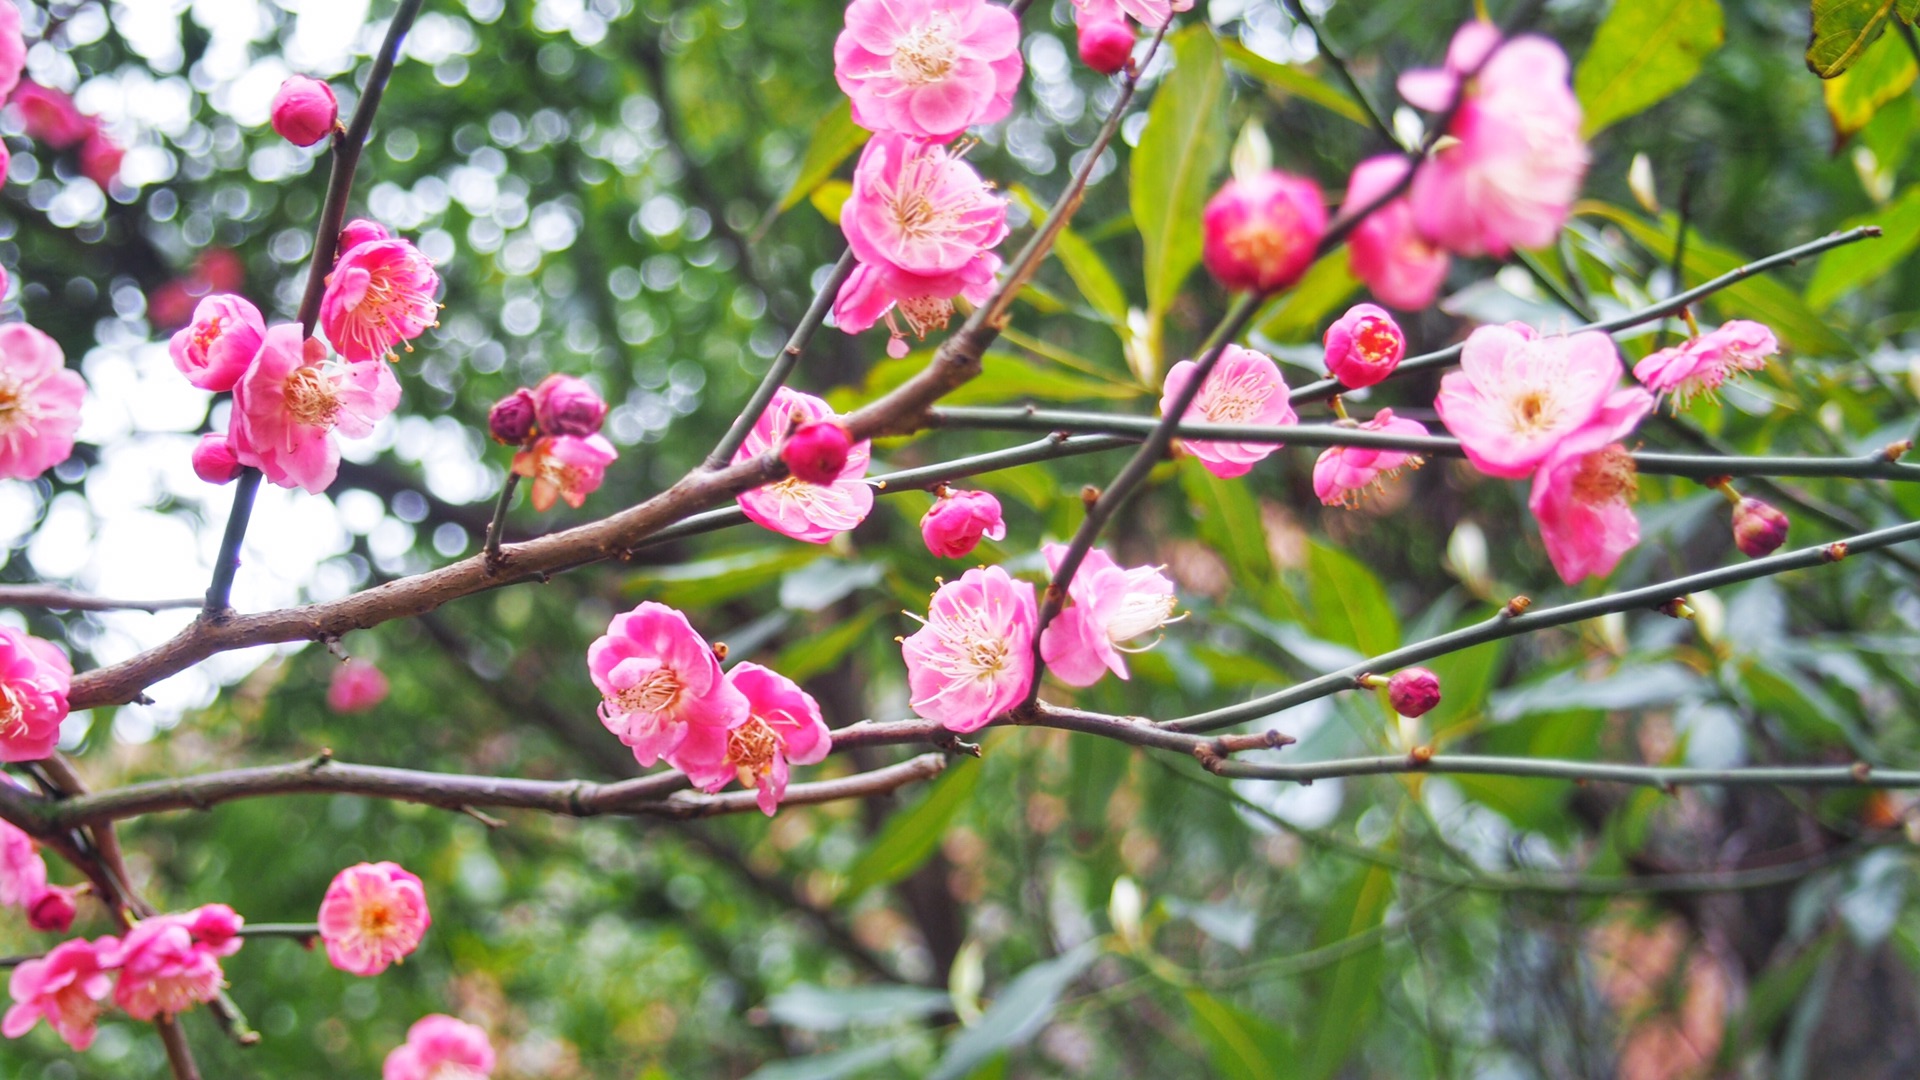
[769,101,869,219]
[1574,0,1724,136]
[1806,0,1920,78]
[1823,26,1919,139]
[808,179,851,224]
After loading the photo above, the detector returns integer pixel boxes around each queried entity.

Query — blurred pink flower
[1201,171,1326,293]
[26,886,77,934]
[77,130,122,189]
[1159,345,1296,479]
[673,663,833,816]
[835,0,1023,141]
[190,433,243,485]
[3,938,111,1051]
[319,238,440,362]
[318,861,430,976]
[1038,545,1179,686]
[1322,302,1406,389]
[733,387,873,543]
[1076,18,1133,74]
[902,565,1036,732]
[529,373,607,438]
[842,134,1008,278]
[1074,0,1191,30]
[1434,323,1621,479]
[1633,320,1779,407]
[384,1014,495,1080]
[0,323,85,482]
[337,219,391,257]
[589,602,748,767]
[512,433,617,512]
[229,325,401,494]
[0,2,24,105]
[1527,388,1655,583]
[487,387,538,446]
[921,489,1005,558]
[1399,22,1588,258]
[0,819,45,909]
[169,294,266,392]
[0,626,70,763]
[270,75,338,147]
[1344,155,1451,310]
[326,659,389,714]
[1732,496,1790,559]
[833,255,999,358]
[100,904,243,1021]
[1312,408,1429,508]
[12,83,89,150]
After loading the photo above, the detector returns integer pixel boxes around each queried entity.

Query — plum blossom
[901,565,1036,732]
[589,603,748,767]
[0,323,86,481]
[190,434,242,485]
[1732,496,1790,558]
[26,887,76,934]
[733,387,873,543]
[1398,22,1588,258]
[488,388,538,445]
[832,257,998,358]
[338,218,391,255]
[1434,323,1622,479]
[1322,303,1406,389]
[1201,171,1327,293]
[674,663,833,816]
[1313,409,1430,507]
[3,939,111,1051]
[0,626,71,763]
[169,294,265,392]
[12,83,89,149]
[318,862,431,976]
[0,818,46,909]
[1387,668,1442,718]
[229,325,402,494]
[781,421,855,485]
[327,659,389,713]
[0,3,23,104]
[384,1014,495,1080]
[835,0,1023,141]
[270,75,337,146]
[512,434,618,511]
[319,238,441,362]
[78,131,122,189]
[100,905,244,1021]
[1074,0,1191,30]
[1633,320,1780,407]
[1076,17,1133,73]
[1160,345,1297,479]
[530,374,607,438]
[1038,545,1180,686]
[841,134,1008,278]
[921,488,1005,557]
[1344,155,1451,310]
[1527,388,1655,583]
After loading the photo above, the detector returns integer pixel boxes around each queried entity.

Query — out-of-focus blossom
[326,659,389,714]
[26,886,77,934]
[834,0,1023,141]
[3,939,111,1051]
[1322,303,1406,389]
[1076,18,1133,73]
[1159,345,1296,479]
[1633,320,1780,407]
[733,387,873,543]
[0,3,24,104]
[0,819,45,909]
[0,627,70,763]
[147,249,248,330]
[169,294,266,392]
[1313,409,1429,507]
[1434,323,1622,479]
[318,862,430,976]
[77,131,121,189]
[488,388,538,445]
[229,325,401,494]
[383,1015,494,1080]
[99,905,243,1021]
[921,489,1005,557]
[833,256,998,358]
[511,434,618,511]
[1073,0,1191,30]
[320,238,440,362]
[589,602,748,767]
[1527,388,1655,583]
[1201,171,1326,293]
[530,374,607,438]
[673,663,832,816]
[1038,545,1179,686]
[12,83,89,149]
[1732,496,1790,559]
[0,323,85,481]
[1344,155,1451,310]
[270,75,338,147]
[901,565,1036,732]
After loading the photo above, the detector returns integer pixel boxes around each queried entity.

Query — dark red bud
[27,886,77,933]
[1387,667,1441,718]
[1077,19,1135,74]
[489,388,539,445]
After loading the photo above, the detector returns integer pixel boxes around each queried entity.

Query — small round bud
[531,374,608,438]
[921,489,1006,558]
[1732,497,1789,558]
[337,218,391,257]
[488,388,539,445]
[1201,171,1327,293]
[190,433,242,485]
[26,886,77,934]
[270,75,338,147]
[781,420,854,484]
[1387,667,1441,718]
[1323,303,1406,389]
[1077,19,1135,74]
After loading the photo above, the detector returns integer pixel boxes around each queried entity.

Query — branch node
[1209,729,1295,756]
[1657,596,1695,620]
[308,749,333,771]
[459,804,507,829]
[931,731,982,757]
[1852,761,1874,783]
[1355,673,1388,690]
[1500,595,1532,618]
[1409,744,1435,766]
[1883,439,1912,462]
[1079,484,1101,509]
[1825,541,1850,562]
[1191,744,1229,775]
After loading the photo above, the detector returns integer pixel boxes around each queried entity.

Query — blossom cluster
[490,373,618,511]
[3,0,125,195]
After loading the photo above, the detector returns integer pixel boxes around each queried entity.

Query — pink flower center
[125,970,220,1018]
[1196,368,1274,424]
[48,985,101,1030]
[892,295,956,341]
[1571,444,1638,506]
[0,375,45,437]
[0,683,26,740]
[890,18,960,86]
[1504,387,1564,435]
[727,716,780,786]
[1223,216,1300,276]
[188,316,226,362]
[907,601,1014,703]
[533,451,589,499]
[284,367,342,428]
[612,668,682,715]
[1351,318,1398,364]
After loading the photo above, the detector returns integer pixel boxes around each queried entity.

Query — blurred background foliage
[4,0,1920,1076]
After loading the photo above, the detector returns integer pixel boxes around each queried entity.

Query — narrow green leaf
[1306,541,1400,659]
[1180,460,1274,586]
[842,758,981,899]
[773,604,887,683]
[1255,253,1361,343]
[1219,39,1368,125]
[1823,27,1919,138]
[1132,26,1228,365]
[1010,184,1130,326]
[1305,865,1394,1080]
[829,351,1142,413]
[1067,735,1132,834]
[629,547,824,609]
[928,943,1100,1080]
[764,984,953,1031]
[1574,0,1724,136]
[1807,0,1908,78]
[774,101,870,216]
[1184,990,1294,1080]
[742,1037,916,1080]
[1806,184,1920,309]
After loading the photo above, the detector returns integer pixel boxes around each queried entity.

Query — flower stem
[484,473,520,572]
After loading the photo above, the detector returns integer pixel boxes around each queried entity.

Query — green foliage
[1575,0,1725,136]
[1806,183,1920,308]
[1805,0,1920,77]
[842,758,981,899]
[1821,26,1919,138]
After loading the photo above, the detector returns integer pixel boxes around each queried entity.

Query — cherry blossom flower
[338,219,391,256]
[1159,345,1297,479]
[733,387,873,543]
[0,323,85,482]
[589,602,748,767]
[319,238,440,362]
[529,374,607,438]
[190,434,242,485]
[26,886,76,933]
[781,420,855,485]
[834,0,1023,141]
[1312,409,1430,507]
[0,818,46,909]
[0,2,24,105]
[0,626,71,763]
[901,565,1036,732]
[318,862,431,976]
[169,294,265,392]
[1323,303,1406,389]
[1038,544,1180,686]
[921,489,1005,557]
[833,256,999,358]
[12,83,89,149]
[270,75,337,146]
[1344,155,1451,311]
[1433,323,1622,480]
[3,938,111,1051]
[673,663,833,816]
[1074,0,1191,30]
[511,434,618,511]
[841,134,1008,278]
[229,325,402,494]
[1398,21,1588,258]
[1527,388,1656,583]
[327,659,389,714]
[1633,320,1780,407]
[1201,171,1327,293]
[100,905,244,1021]
[384,1015,495,1080]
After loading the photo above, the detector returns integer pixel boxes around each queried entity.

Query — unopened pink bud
[1077,20,1134,74]
[781,420,854,485]
[1732,497,1789,558]
[921,489,1007,558]
[26,886,77,933]
[271,75,338,147]
[1202,171,1327,293]
[1387,667,1441,718]
[531,374,608,438]
[337,218,391,257]
[1323,303,1406,389]
[190,433,242,485]
[489,389,538,445]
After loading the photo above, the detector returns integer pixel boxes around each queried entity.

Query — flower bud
[781,420,854,485]
[1077,19,1134,74]
[26,886,77,934]
[190,433,242,485]
[1201,170,1327,293]
[531,374,608,438]
[1323,303,1406,389]
[337,218,391,257]
[1387,667,1441,718]
[1732,496,1789,558]
[488,388,539,445]
[271,75,338,147]
[921,489,1006,558]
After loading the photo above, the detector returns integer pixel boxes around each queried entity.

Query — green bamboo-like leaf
[1305,865,1394,1080]
[928,944,1100,1080]
[1132,26,1228,368]
[773,101,870,216]
[1823,26,1919,137]
[1184,990,1295,1080]
[1180,459,1274,586]
[1806,0,1920,78]
[772,603,887,683]
[1306,541,1400,659]
[1806,184,1920,309]
[841,757,981,899]
[1574,0,1724,136]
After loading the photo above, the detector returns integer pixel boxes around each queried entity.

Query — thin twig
[157,1016,202,1080]
[705,249,858,470]
[0,586,201,613]
[1272,0,1398,146]
[1206,751,1920,789]
[482,472,519,573]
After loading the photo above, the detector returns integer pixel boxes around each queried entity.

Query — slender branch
[1653,160,1698,350]
[705,249,858,470]
[157,1016,202,1080]
[0,586,201,613]
[1273,0,1396,146]
[1204,751,1920,789]
[482,472,519,572]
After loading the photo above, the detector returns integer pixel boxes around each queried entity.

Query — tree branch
[0,586,201,613]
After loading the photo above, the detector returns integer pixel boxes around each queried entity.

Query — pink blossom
[169,294,266,392]
[338,219,391,256]
[1201,171,1327,293]
[901,565,1036,732]
[229,325,402,494]
[1344,155,1451,310]
[0,2,24,105]
[327,659,389,714]
[77,130,121,189]
[842,134,1008,278]
[384,1014,495,1080]
[0,819,46,909]
[921,489,1006,558]
[589,602,748,767]
[3,939,111,1051]
[1038,545,1179,686]
[1434,323,1622,479]
[318,861,430,976]
[1312,409,1430,507]
[781,420,855,485]
[1398,22,1588,258]
[1526,388,1655,583]
[1076,18,1133,74]
[833,255,999,358]
[0,626,70,763]
[488,388,538,445]
[26,886,77,934]
[1073,0,1192,30]
[834,0,1023,141]
[270,75,338,147]
[732,387,873,543]
[1159,345,1296,479]
[0,323,85,482]
[1388,667,1441,718]
[1322,303,1406,389]
[530,374,607,438]
[511,434,618,512]
[1632,320,1780,407]
[673,663,833,816]
[12,84,89,150]
[1732,496,1790,558]
[191,433,242,485]
[319,238,440,362]
[100,904,244,1021]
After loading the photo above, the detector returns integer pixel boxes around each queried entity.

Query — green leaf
[1305,865,1393,1080]
[630,547,824,609]
[928,943,1100,1080]
[810,179,853,224]
[742,1037,916,1080]
[1010,185,1131,327]
[773,101,870,217]
[1067,733,1132,834]
[1823,26,1919,137]
[842,757,981,899]
[1184,990,1295,1080]
[1306,541,1400,659]
[1132,25,1229,374]
[1806,0,1920,79]
[829,351,1142,413]
[764,983,953,1031]
[1219,39,1369,125]
[773,604,887,683]
[1254,253,1361,343]
[1574,0,1724,136]
[1806,184,1920,309]
[1180,459,1274,586]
